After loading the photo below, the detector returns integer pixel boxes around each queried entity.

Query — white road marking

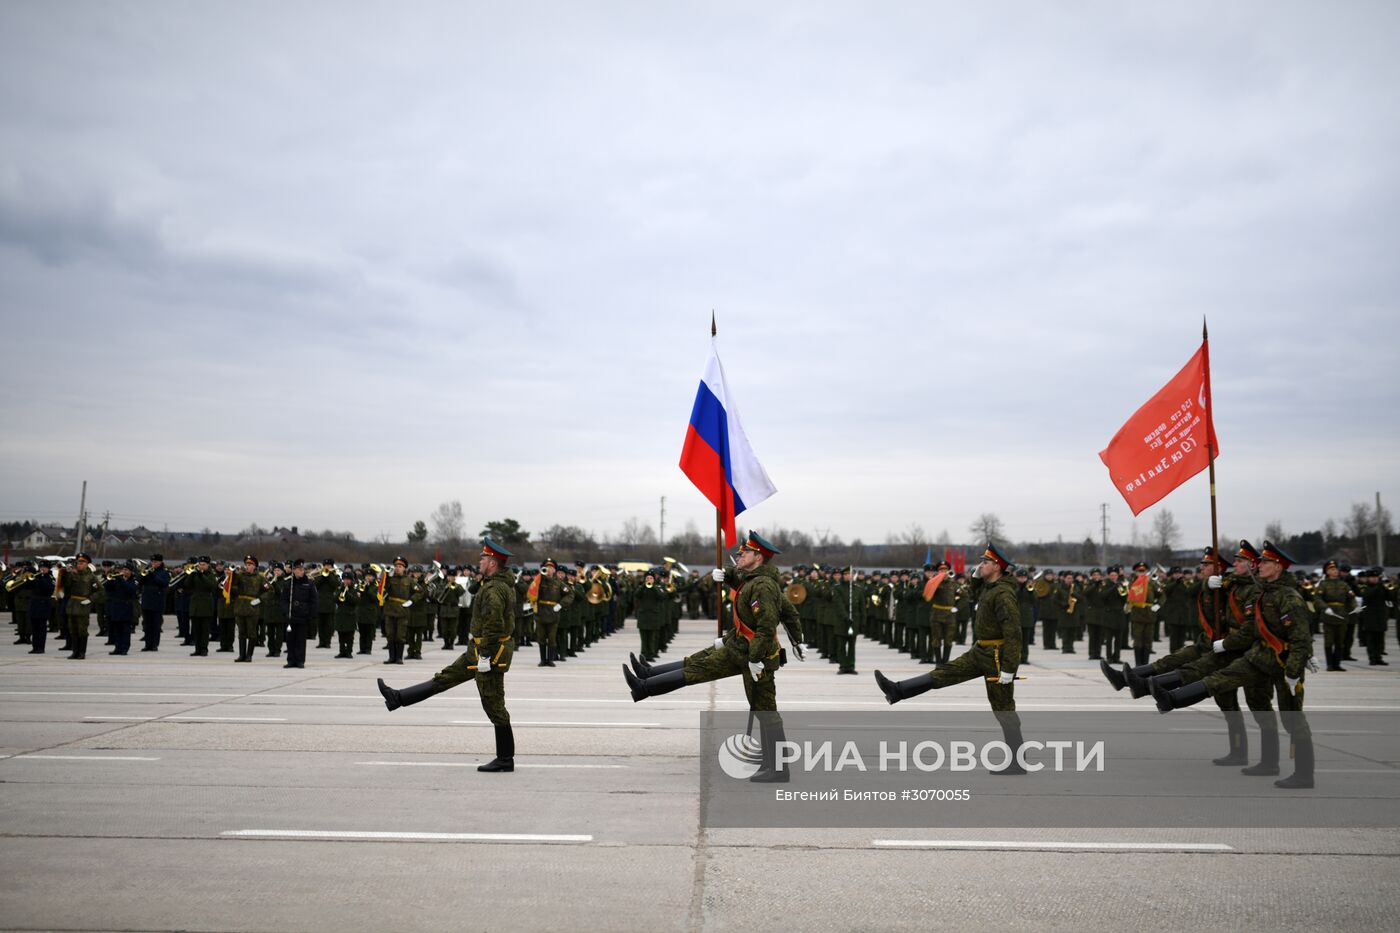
[222,830,592,843]
[872,839,1234,852]
[1316,769,1399,774]
[449,720,660,727]
[10,754,160,761]
[0,691,243,698]
[83,715,286,722]
[356,760,627,769]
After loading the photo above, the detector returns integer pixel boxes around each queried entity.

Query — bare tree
[1343,502,1373,540]
[968,513,1005,544]
[1150,509,1180,555]
[1263,519,1285,544]
[429,500,466,544]
[935,529,952,546]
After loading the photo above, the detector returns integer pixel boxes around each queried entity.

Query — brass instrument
[168,562,196,589]
[586,582,606,605]
[784,582,807,605]
[1067,594,1078,615]
[5,570,36,592]
[1032,579,1052,598]
[1116,582,1129,598]
[871,591,881,607]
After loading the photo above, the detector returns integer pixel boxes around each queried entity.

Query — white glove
[1285,675,1300,693]
[713,636,726,651]
[1206,575,1223,589]
[711,568,725,582]
[1324,607,1338,618]
[1151,603,1160,612]
[1212,639,1225,654]
[80,599,91,605]
[998,671,1014,685]
[747,661,764,680]
[250,598,261,607]
[1122,605,1131,614]
[402,600,413,608]
[477,655,491,673]
[552,603,562,613]
[1356,598,1365,609]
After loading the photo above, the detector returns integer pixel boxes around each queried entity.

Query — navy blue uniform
[104,575,139,655]
[138,566,170,650]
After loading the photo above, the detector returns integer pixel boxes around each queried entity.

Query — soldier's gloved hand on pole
[713,636,726,651]
[747,661,763,680]
[1285,675,1300,693]
[81,599,91,605]
[1212,639,1226,653]
[1206,575,1223,589]
[1151,603,1160,612]
[402,600,413,608]
[711,568,725,582]
[997,671,1014,685]
[552,603,562,613]
[477,655,491,673]
[1324,607,1338,618]
[250,598,260,606]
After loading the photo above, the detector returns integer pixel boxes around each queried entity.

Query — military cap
[1132,561,1148,572]
[740,530,781,558]
[1322,559,1338,572]
[1043,568,1056,577]
[480,539,513,563]
[322,558,334,566]
[197,555,211,563]
[409,564,423,573]
[341,571,353,581]
[1201,546,1223,568]
[541,557,557,569]
[922,562,934,571]
[1235,539,1260,562]
[1013,566,1029,577]
[360,563,370,570]
[1340,563,1352,572]
[270,560,284,570]
[290,558,304,568]
[980,542,1011,571]
[244,554,258,565]
[574,560,586,568]
[76,553,92,562]
[1257,540,1295,570]
[393,556,408,567]
[935,559,951,572]
[150,553,164,562]
[101,560,114,567]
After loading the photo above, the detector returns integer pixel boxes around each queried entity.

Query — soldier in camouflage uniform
[436,570,465,651]
[1157,541,1315,789]
[380,557,422,665]
[875,543,1027,775]
[405,565,432,659]
[927,560,955,666]
[532,559,573,665]
[624,531,801,782]
[378,540,519,772]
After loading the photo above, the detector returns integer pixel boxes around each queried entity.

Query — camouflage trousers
[432,637,515,726]
[66,608,92,637]
[931,611,956,647]
[683,645,778,711]
[536,618,558,653]
[1130,619,1155,648]
[1202,650,1309,740]
[1177,647,1276,712]
[383,615,408,642]
[925,643,1019,715]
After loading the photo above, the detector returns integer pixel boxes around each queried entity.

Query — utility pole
[1378,491,1385,567]
[658,496,666,552]
[1099,502,1109,567]
[97,511,111,558]
[74,480,88,557]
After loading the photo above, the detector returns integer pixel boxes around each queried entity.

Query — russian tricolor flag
[679,341,777,548]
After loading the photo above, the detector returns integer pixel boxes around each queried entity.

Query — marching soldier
[874,543,1026,775]
[623,531,801,782]
[1313,559,1355,670]
[378,539,520,773]
[1156,541,1314,789]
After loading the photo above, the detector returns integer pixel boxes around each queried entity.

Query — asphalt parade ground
[2,620,1398,933]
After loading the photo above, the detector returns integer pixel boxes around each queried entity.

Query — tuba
[784,582,808,605]
[586,581,606,605]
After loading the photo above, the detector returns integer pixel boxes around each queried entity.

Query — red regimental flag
[1128,575,1149,605]
[1099,340,1220,516]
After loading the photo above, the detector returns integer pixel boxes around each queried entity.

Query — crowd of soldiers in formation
[3,551,1397,672]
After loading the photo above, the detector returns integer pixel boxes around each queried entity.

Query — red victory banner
[1099,339,1219,516]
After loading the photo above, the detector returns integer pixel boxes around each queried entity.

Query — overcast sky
[2,2,1397,553]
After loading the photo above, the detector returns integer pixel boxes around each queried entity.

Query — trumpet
[168,563,195,588]
[4,570,36,592]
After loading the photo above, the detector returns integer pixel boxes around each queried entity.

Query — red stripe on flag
[679,423,738,547]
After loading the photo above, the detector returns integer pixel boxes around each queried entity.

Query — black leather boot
[377,677,444,711]
[539,643,550,667]
[623,665,686,702]
[1100,659,1127,691]
[478,724,515,772]
[1241,718,1280,776]
[1147,670,1183,704]
[873,669,936,706]
[1274,735,1314,789]
[1211,711,1249,766]
[1124,664,1160,699]
[990,714,1027,775]
[749,713,790,783]
[629,651,650,678]
[1157,680,1209,713]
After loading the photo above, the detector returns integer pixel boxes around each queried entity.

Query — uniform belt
[237,595,255,601]
[386,597,406,603]
[976,639,1004,646]
[1324,601,1345,607]
[539,600,558,606]
[932,603,955,611]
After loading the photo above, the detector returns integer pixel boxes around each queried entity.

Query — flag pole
[711,312,725,639]
[1203,317,1222,632]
